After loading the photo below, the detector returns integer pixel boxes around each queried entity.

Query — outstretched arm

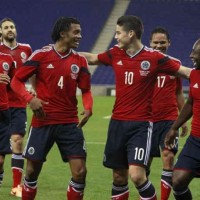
[176,66,192,79]
[80,52,102,65]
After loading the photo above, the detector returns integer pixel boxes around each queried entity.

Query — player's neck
[3,39,17,48]
[126,40,143,56]
[54,42,70,54]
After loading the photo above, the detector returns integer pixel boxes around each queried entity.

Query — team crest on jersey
[71,64,79,73]
[2,62,9,71]
[141,61,150,70]
[21,52,27,59]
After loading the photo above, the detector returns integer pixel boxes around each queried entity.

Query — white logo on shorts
[28,147,35,155]
[103,154,106,162]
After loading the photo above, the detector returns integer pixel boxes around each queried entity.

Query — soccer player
[0,18,32,197]
[164,38,200,200]
[0,53,14,187]
[81,15,191,200]
[11,17,93,200]
[146,27,188,200]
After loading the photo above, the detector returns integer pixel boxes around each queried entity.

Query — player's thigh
[127,121,153,167]
[24,126,54,162]
[10,107,27,136]
[103,119,129,169]
[174,135,200,176]
[0,110,11,154]
[56,123,86,162]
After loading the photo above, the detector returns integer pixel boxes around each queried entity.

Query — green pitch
[1,96,199,199]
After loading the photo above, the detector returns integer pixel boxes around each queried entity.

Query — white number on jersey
[57,76,64,89]
[125,71,134,85]
[157,75,166,88]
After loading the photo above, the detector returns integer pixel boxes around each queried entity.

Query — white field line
[103,115,111,119]
[87,141,105,145]
[86,142,184,149]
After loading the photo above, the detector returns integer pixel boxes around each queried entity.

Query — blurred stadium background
[1,0,199,95]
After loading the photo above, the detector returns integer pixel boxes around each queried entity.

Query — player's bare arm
[0,73,10,84]
[80,52,101,65]
[165,97,193,149]
[176,88,189,137]
[176,65,192,79]
[77,89,93,128]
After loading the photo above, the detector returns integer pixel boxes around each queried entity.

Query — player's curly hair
[51,17,80,42]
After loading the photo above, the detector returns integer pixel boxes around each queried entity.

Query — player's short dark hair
[51,17,80,42]
[150,27,170,41]
[117,15,144,39]
[0,17,16,28]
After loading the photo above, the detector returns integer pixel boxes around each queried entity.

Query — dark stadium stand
[0,0,115,51]
[92,0,200,88]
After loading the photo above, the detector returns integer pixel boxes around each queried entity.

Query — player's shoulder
[18,42,31,49]
[0,51,13,60]
[143,46,161,55]
[28,46,53,60]
[72,49,87,60]
[167,55,181,64]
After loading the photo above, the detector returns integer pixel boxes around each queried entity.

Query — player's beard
[3,34,16,43]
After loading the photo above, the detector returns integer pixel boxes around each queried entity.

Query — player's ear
[168,40,171,47]
[60,31,66,38]
[129,30,135,38]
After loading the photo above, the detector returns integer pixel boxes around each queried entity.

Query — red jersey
[13,46,91,127]
[152,57,182,121]
[189,69,200,137]
[0,43,32,108]
[0,52,15,110]
[98,45,180,121]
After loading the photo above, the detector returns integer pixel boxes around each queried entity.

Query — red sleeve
[157,52,180,74]
[10,50,40,103]
[98,49,113,66]
[78,58,91,90]
[82,90,93,112]
[11,75,33,103]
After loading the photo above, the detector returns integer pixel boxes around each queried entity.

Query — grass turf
[1,96,199,199]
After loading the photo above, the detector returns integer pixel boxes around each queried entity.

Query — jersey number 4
[57,76,64,89]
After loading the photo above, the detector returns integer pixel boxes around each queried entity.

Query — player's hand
[180,123,188,137]
[164,129,177,150]
[77,110,92,128]
[29,97,49,119]
[0,73,10,84]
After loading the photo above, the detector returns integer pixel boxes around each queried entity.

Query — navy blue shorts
[0,110,12,154]
[103,119,153,169]
[150,120,178,157]
[23,123,87,162]
[174,135,200,177]
[10,107,27,136]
